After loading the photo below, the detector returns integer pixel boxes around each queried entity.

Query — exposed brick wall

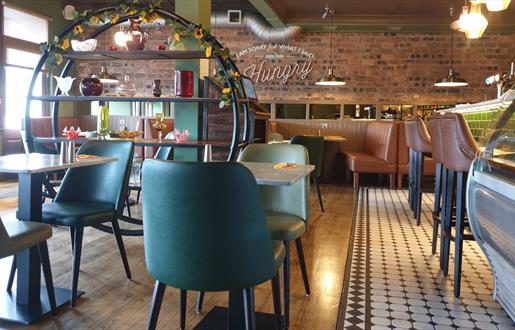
[77,25,514,105]
[215,27,515,104]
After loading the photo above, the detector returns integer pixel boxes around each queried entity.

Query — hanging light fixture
[316,7,345,86]
[474,0,511,11]
[435,32,468,87]
[455,1,488,39]
[98,64,119,84]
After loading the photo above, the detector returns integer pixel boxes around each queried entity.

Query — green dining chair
[142,160,285,330]
[290,135,325,212]
[126,131,175,217]
[1,218,57,316]
[238,143,311,329]
[41,140,134,307]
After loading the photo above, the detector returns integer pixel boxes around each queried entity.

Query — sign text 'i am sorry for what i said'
[235,43,315,84]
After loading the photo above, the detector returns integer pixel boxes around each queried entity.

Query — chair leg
[442,169,455,276]
[126,195,132,219]
[312,176,324,213]
[454,172,467,297]
[397,173,403,190]
[415,152,424,226]
[283,241,290,329]
[69,227,75,251]
[353,172,359,190]
[408,149,414,210]
[136,189,141,205]
[38,241,57,316]
[111,219,132,279]
[71,226,84,308]
[147,281,166,330]
[196,291,205,314]
[389,173,396,190]
[271,273,282,330]
[432,163,442,255]
[180,289,187,330]
[243,287,256,330]
[439,167,448,269]
[295,238,311,296]
[7,255,16,292]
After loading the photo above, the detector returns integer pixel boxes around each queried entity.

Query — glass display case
[464,96,514,321]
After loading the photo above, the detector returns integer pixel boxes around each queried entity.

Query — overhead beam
[249,0,285,28]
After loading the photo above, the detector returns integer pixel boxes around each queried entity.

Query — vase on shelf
[54,76,75,96]
[116,75,137,97]
[80,76,103,96]
[97,105,110,139]
[125,19,148,51]
[152,112,167,141]
[152,79,162,97]
[175,70,194,97]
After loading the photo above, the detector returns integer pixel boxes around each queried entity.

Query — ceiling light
[435,68,469,87]
[98,65,119,84]
[458,2,488,39]
[316,8,346,86]
[473,0,511,11]
[435,30,468,88]
[315,68,346,86]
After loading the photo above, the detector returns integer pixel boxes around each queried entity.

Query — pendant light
[455,2,488,39]
[435,32,468,87]
[316,7,345,86]
[478,0,511,11]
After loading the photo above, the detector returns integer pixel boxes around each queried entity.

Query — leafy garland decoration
[39,0,240,109]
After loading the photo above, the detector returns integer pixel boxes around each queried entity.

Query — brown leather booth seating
[344,121,398,189]
[438,113,479,298]
[397,121,436,189]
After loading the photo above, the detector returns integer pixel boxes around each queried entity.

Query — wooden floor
[0,181,355,330]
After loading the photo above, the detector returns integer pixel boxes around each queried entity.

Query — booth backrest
[363,122,398,164]
[29,117,81,137]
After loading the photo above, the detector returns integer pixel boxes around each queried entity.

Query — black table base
[0,287,84,324]
[193,306,278,330]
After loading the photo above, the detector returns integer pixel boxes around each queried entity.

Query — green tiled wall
[463,110,500,141]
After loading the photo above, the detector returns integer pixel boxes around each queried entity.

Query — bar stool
[440,113,479,297]
[427,116,445,255]
[404,118,432,226]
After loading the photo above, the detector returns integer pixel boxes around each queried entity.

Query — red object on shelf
[107,45,118,51]
[156,44,167,51]
[175,70,194,97]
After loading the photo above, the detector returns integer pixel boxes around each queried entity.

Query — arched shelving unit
[24,4,252,161]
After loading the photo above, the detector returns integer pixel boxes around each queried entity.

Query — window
[2,4,49,129]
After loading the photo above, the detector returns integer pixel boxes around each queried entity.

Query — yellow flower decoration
[90,16,100,24]
[174,33,181,42]
[62,38,70,50]
[222,87,231,94]
[231,71,240,79]
[110,15,120,24]
[193,28,204,39]
[73,25,83,35]
[205,47,212,58]
[128,10,137,15]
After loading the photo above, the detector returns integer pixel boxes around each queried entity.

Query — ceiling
[62,0,515,32]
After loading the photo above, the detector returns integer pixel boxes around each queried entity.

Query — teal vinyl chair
[41,140,134,307]
[290,135,325,212]
[142,160,285,330]
[238,143,310,329]
[1,218,57,315]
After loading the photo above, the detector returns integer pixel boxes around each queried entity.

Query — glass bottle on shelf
[97,104,110,139]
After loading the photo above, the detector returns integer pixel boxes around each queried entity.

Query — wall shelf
[30,95,221,103]
[62,50,208,61]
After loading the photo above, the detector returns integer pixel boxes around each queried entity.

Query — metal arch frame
[24,5,250,161]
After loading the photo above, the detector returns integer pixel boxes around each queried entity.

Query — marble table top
[241,161,315,186]
[0,153,118,174]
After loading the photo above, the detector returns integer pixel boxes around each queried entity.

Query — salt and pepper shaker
[60,140,76,163]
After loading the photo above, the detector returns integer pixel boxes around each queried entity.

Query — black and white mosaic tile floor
[339,188,515,330]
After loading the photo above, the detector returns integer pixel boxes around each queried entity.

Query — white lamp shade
[485,0,511,11]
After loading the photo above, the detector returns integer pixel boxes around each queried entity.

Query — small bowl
[174,129,189,143]
[71,39,97,52]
